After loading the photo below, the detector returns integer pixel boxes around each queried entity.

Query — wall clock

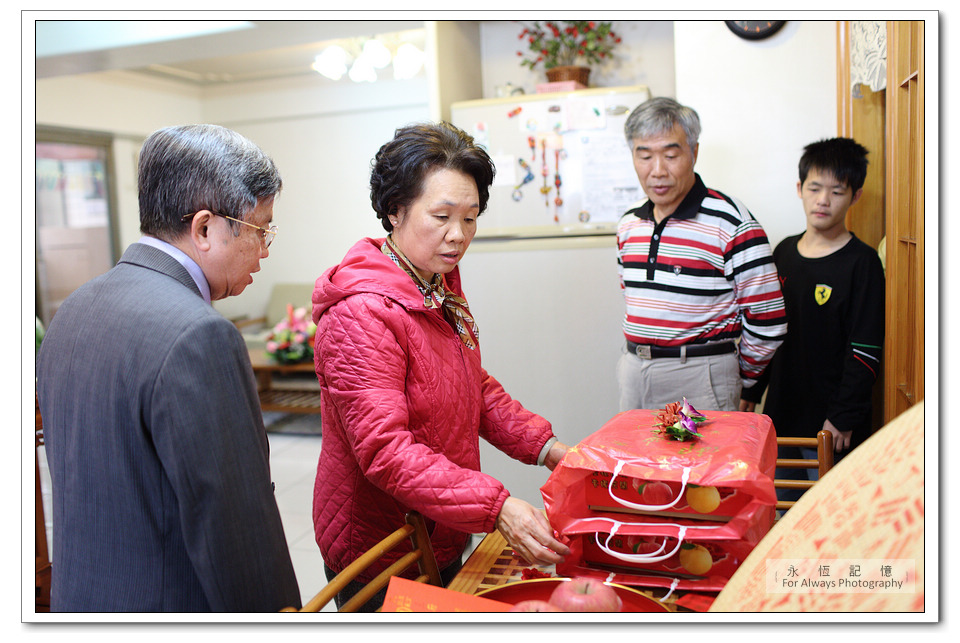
[725,20,786,40]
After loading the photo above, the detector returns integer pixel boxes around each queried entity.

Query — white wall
[462,20,839,505]
[35,70,432,322]
[36,71,205,251]
[33,20,840,506]
[35,71,204,134]
[198,75,431,321]
[459,239,624,505]
[35,19,830,322]
[675,20,838,249]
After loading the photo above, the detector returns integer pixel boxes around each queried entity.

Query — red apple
[509,599,562,612]
[548,578,623,612]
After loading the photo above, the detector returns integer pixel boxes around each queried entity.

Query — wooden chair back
[774,429,835,515]
[283,511,442,613]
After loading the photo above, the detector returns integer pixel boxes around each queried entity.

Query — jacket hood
[312,237,465,324]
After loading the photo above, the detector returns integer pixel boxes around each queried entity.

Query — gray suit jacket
[36,243,301,612]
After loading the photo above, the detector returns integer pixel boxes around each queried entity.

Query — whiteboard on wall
[451,85,651,240]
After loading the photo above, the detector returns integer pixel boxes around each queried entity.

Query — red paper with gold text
[381,576,512,612]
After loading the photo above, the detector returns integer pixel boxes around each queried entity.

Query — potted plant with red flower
[517,21,621,86]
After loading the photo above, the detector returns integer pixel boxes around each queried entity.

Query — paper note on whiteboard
[490,154,517,187]
[578,132,643,222]
[563,97,606,131]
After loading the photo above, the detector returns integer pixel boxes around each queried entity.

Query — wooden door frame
[882,20,925,422]
[836,20,925,426]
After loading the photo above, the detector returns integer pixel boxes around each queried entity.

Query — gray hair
[624,97,701,151]
[138,124,282,240]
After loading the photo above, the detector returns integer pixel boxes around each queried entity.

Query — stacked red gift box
[541,406,777,596]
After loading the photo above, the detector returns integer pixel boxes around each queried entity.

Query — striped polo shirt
[616,174,787,388]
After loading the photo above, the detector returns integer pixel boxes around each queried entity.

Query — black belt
[627,340,735,360]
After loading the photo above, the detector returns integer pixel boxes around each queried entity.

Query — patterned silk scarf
[382,236,479,350]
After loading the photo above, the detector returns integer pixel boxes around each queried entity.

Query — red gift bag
[542,409,777,525]
[554,501,775,593]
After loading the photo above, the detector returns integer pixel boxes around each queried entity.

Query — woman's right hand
[495,496,571,567]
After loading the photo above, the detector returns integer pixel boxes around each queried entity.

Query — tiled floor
[265,431,335,610]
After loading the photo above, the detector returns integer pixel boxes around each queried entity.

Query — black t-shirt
[749,233,885,443]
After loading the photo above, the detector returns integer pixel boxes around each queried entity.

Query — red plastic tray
[475,578,669,613]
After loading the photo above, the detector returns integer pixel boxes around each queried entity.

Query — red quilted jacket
[311,238,555,580]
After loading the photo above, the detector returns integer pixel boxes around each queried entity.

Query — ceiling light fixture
[393,42,426,80]
[312,31,424,83]
[361,38,392,70]
[311,45,349,81]
[348,57,377,83]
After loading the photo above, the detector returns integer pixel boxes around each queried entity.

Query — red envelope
[381,576,512,612]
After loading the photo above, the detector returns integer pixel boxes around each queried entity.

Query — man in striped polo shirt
[616,97,787,413]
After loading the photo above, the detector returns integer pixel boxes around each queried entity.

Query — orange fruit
[685,485,721,513]
[678,544,713,575]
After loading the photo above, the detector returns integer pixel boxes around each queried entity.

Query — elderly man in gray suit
[36,124,301,612]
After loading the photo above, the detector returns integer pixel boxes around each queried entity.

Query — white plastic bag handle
[607,460,692,511]
[594,521,689,564]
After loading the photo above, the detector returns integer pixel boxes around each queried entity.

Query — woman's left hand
[543,441,570,471]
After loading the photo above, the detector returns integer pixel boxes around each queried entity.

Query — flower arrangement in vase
[517,21,621,85]
[265,304,317,364]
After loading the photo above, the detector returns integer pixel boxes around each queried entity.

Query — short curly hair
[370,122,496,232]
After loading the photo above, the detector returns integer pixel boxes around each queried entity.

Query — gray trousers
[617,345,741,412]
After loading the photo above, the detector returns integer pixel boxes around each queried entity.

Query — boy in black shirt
[743,138,885,503]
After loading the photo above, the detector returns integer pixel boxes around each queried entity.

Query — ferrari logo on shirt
[815,284,832,305]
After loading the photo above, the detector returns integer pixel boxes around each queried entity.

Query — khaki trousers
[617,345,741,412]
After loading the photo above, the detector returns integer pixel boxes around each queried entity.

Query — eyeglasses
[183,211,277,248]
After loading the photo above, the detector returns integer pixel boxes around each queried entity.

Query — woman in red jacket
[311,122,571,611]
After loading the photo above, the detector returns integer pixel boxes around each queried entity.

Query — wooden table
[248,349,322,414]
[448,530,682,610]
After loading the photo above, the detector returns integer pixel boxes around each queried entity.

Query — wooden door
[837,21,888,432]
[883,21,924,421]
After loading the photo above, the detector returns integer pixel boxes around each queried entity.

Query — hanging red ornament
[553,148,563,223]
[539,139,551,207]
